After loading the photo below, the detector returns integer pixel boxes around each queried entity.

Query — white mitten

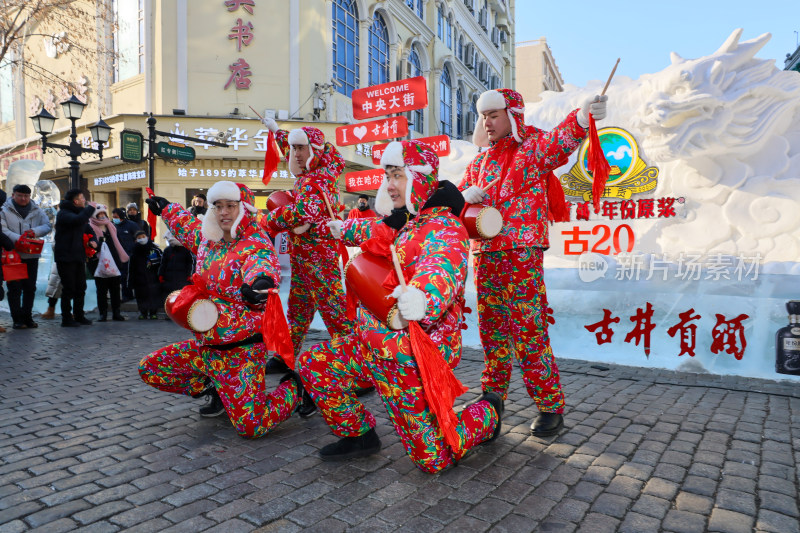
[326,219,343,239]
[292,223,310,235]
[393,285,427,322]
[462,185,487,204]
[577,95,609,129]
[261,116,279,133]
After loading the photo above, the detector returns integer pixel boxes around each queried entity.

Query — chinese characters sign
[371,135,450,164]
[344,168,384,192]
[335,116,409,146]
[351,77,428,120]
[224,1,255,90]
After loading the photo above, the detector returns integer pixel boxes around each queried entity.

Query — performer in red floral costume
[296,140,502,473]
[459,88,608,437]
[260,118,353,372]
[139,181,314,438]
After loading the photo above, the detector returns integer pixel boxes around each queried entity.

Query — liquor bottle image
[776,300,800,376]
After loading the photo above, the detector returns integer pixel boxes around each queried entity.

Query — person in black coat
[112,207,140,301]
[54,189,97,327]
[158,231,194,297]
[126,202,151,237]
[128,230,162,319]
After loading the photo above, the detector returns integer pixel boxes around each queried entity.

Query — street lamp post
[29,95,112,190]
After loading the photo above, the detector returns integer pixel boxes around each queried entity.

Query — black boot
[265,356,290,374]
[319,428,381,461]
[98,314,108,322]
[482,392,504,444]
[463,390,504,416]
[112,312,126,321]
[530,412,564,437]
[199,388,226,417]
[280,371,317,419]
[61,314,80,327]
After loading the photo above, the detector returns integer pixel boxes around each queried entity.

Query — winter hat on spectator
[473,88,527,147]
[376,140,440,216]
[203,181,258,241]
[126,202,139,212]
[287,126,326,176]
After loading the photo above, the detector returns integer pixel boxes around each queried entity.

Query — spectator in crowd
[189,193,207,217]
[112,207,140,301]
[0,189,14,333]
[346,194,377,219]
[54,189,97,327]
[88,204,129,321]
[126,202,151,237]
[1,184,53,329]
[158,230,194,305]
[128,230,162,319]
[41,261,61,320]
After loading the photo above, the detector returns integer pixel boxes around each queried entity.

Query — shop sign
[371,134,450,164]
[352,76,428,120]
[156,141,196,161]
[93,169,146,186]
[344,168,384,192]
[335,116,409,147]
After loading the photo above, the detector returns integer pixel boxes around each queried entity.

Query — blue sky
[515,1,799,87]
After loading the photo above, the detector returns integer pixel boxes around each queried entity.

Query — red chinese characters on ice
[345,169,384,193]
[372,135,450,164]
[351,77,428,120]
[335,117,409,146]
[584,305,750,360]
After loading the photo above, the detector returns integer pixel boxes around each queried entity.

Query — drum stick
[248,105,264,120]
[390,245,407,293]
[601,59,620,96]
[482,177,501,193]
[320,192,337,220]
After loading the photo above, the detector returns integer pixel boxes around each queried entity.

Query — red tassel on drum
[587,114,611,213]
[409,321,468,455]
[545,171,570,223]
[261,290,295,370]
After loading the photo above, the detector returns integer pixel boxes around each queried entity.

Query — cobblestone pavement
[1,312,799,533]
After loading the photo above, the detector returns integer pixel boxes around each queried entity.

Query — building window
[456,88,463,139]
[437,5,444,40]
[408,48,424,133]
[368,14,390,86]
[113,0,144,82]
[332,0,359,97]
[440,68,452,136]
[416,0,424,19]
[458,36,464,62]
[0,60,14,123]
[446,16,453,49]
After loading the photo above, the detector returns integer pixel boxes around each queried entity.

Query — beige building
[0,0,514,217]
[515,37,563,104]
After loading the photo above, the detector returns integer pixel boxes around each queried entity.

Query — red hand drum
[345,251,407,330]
[266,190,294,211]
[165,289,219,333]
[461,203,503,240]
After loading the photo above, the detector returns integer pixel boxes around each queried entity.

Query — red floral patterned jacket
[459,110,586,252]
[163,204,280,346]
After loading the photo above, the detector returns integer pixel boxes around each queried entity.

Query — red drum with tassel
[266,190,294,211]
[460,203,503,240]
[344,251,407,330]
[165,289,219,333]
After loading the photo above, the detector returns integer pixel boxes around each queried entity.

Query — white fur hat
[473,89,526,147]
[287,127,324,176]
[202,181,258,241]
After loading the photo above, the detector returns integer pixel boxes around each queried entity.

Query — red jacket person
[459,88,608,437]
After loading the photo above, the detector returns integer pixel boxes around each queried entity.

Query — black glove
[145,196,170,216]
[240,275,275,304]
[382,206,413,230]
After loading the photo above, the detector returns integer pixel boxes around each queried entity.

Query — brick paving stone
[682,475,717,497]
[109,501,173,528]
[24,499,92,529]
[27,517,79,533]
[575,512,620,533]
[489,512,538,533]
[708,508,755,533]
[72,501,133,525]
[715,488,756,516]
[590,493,632,519]
[756,509,800,533]
[618,511,662,533]
[630,494,671,520]
[442,515,491,532]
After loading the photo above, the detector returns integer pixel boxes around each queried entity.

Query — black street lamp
[29,95,112,190]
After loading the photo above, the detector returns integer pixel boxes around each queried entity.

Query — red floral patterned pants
[474,247,565,413]
[288,250,351,357]
[139,339,299,438]
[297,335,497,473]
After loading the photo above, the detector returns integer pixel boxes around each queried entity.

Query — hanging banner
[351,76,428,120]
[344,168,384,192]
[335,116,409,146]
[372,135,451,165]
